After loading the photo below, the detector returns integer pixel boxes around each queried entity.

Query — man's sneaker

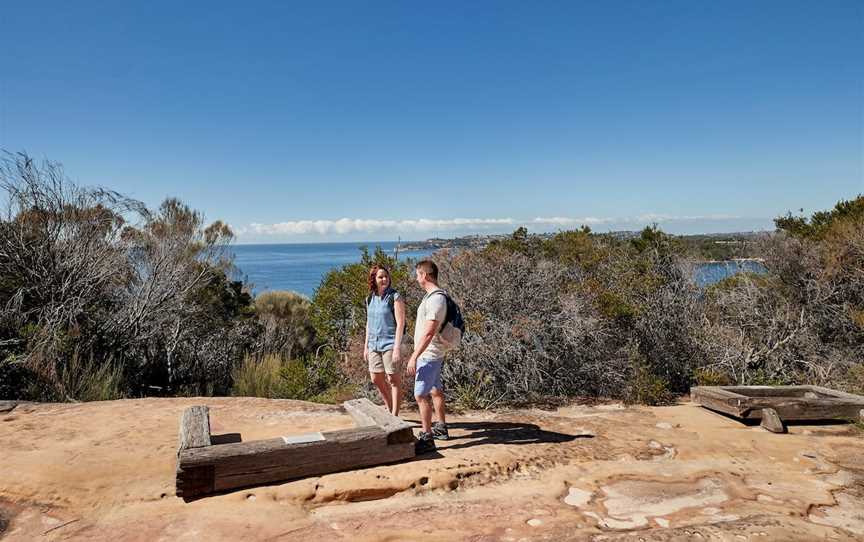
[432,421,450,441]
[415,431,437,455]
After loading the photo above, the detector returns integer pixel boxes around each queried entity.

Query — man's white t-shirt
[414,288,447,362]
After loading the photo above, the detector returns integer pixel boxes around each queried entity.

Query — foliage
[774,195,864,240]
[625,361,677,406]
[2,152,860,408]
[0,152,255,399]
[231,354,282,398]
[255,290,317,360]
[231,352,346,401]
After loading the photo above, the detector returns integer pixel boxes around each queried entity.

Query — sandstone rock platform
[1,397,862,540]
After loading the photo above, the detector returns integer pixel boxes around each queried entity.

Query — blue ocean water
[230,242,432,297]
[694,260,767,287]
[231,243,767,298]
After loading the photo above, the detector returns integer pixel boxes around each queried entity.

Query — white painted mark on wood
[282,432,325,444]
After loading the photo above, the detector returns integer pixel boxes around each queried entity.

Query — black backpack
[429,290,465,348]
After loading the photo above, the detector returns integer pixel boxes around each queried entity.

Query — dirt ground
[1,397,863,541]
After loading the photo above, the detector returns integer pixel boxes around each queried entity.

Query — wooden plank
[721,385,813,398]
[690,387,750,417]
[177,425,415,498]
[343,398,417,445]
[343,398,416,433]
[739,398,864,421]
[808,386,864,404]
[0,401,18,413]
[760,408,785,433]
[178,406,211,453]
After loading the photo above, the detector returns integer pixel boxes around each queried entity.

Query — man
[406,259,450,454]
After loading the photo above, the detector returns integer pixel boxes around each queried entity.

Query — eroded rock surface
[1,397,862,540]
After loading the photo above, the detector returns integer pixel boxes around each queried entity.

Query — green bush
[842,363,864,395]
[692,367,731,387]
[626,363,676,406]
[231,353,346,400]
[276,359,310,399]
[231,354,282,397]
[55,353,125,402]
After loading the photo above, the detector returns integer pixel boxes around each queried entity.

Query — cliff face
[1,397,862,541]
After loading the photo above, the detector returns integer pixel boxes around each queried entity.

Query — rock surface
[1,397,863,540]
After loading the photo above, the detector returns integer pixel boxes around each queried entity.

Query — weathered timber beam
[178,406,211,454]
[809,386,864,404]
[760,408,786,433]
[342,398,417,444]
[690,387,749,417]
[343,398,416,432]
[0,401,18,413]
[177,425,414,498]
[740,398,864,421]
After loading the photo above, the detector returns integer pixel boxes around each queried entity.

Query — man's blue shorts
[414,359,443,397]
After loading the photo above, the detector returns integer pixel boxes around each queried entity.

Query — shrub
[231,352,346,400]
[625,361,676,406]
[692,367,731,387]
[231,354,282,398]
[255,290,316,359]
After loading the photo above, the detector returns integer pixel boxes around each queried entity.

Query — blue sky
[2,1,862,243]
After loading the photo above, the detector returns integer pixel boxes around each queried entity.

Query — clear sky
[2,1,862,243]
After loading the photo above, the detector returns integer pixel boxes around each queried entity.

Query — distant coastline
[397,230,767,256]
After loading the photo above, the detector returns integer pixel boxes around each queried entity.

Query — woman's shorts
[414,359,443,397]
[369,349,399,374]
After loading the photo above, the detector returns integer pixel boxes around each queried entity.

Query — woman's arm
[393,298,406,362]
[363,317,370,362]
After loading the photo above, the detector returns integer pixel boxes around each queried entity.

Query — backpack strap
[368,289,397,319]
[427,290,450,333]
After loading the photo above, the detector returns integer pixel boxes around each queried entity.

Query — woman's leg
[368,351,392,411]
[371,371,392,412]
[386,372,402,416]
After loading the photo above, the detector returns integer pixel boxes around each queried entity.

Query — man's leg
[416,393,433,434]
[430,388,446,425]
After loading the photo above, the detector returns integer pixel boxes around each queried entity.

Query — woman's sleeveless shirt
[367,288,400,352]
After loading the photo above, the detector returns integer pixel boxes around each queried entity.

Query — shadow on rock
[405,420,590,451]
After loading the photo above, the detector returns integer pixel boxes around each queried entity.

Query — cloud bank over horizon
[232,214,775,243]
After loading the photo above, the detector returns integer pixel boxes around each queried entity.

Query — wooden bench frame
[176,398,416,499]
[691,385,864,433]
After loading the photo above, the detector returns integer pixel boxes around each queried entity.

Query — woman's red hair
[368,265,390,296]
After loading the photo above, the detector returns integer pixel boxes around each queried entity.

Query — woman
[364,265,406,415]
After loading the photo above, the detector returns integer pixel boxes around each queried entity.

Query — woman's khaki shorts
[368,349,399,374]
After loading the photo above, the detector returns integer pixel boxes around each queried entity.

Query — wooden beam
[176,399,418,499]
[343,398,416,432]
[178,406,211,453]
[690,386,749,417]
[692,385,864,423]
[0,401,18,414]
[177,426,414,498]
[740,398,864,421]
[760,408,786,433]
[342,398,417,444]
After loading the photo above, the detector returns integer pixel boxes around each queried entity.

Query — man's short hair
[415,259,438,282]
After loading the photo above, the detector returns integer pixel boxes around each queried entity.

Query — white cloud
[234,213,751,239]
[242,217,516,236]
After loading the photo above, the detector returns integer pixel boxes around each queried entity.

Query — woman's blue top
[367,287,400,352]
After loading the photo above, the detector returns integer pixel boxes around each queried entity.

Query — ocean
[231,242,433,297]
[231,243,766,297]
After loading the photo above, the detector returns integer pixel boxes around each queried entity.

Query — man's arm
[406,318,438,376]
